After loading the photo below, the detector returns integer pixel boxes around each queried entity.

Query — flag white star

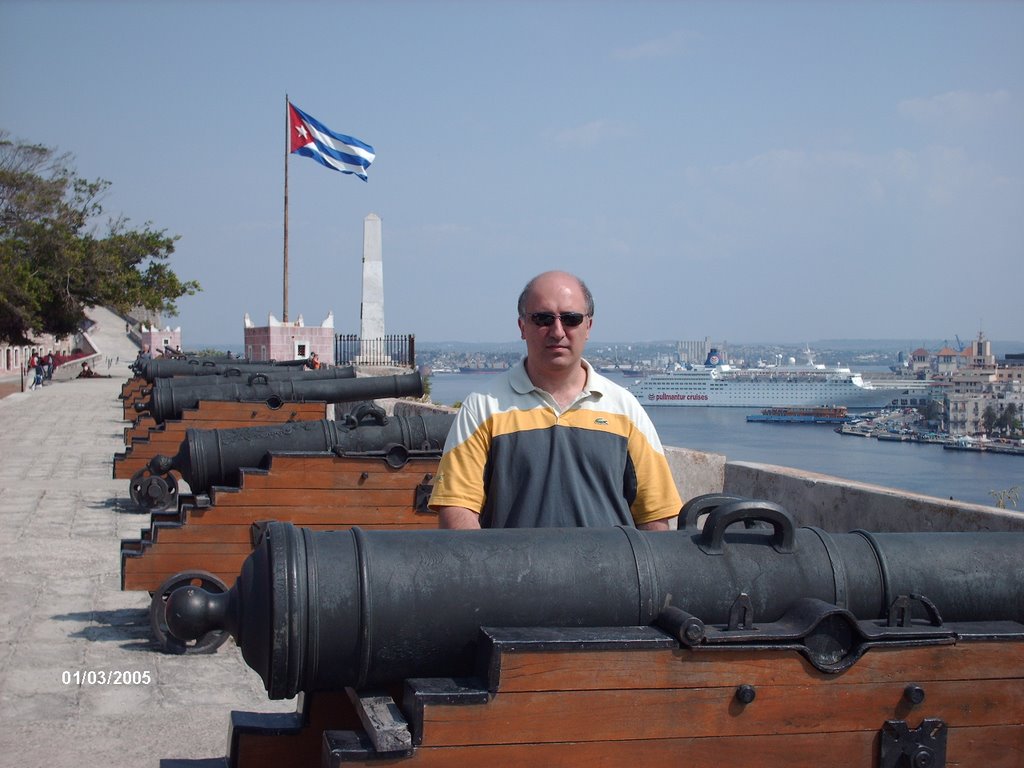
[295,124,308,141]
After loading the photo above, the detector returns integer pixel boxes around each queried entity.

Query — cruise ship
[629,349,927,409]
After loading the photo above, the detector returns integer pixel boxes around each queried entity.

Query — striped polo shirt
[428,358,682,528]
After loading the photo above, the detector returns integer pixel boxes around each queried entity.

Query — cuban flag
[288,102,375,181]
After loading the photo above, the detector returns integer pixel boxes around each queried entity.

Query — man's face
[517,273,592,377]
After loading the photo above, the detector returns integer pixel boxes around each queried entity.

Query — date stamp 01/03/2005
[61,670,152,686]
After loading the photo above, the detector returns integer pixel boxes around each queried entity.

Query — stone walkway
[0,311,293,767]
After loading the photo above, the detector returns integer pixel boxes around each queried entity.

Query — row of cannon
[115,355,1024,767]
[117,357,453,656]
[121,359,449,507]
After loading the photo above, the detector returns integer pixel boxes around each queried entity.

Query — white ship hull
[629,367,921,409]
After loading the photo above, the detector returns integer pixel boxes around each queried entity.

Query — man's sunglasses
[527,312,589,328]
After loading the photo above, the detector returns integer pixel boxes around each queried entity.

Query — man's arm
[637,518,672,531]
[437,506,482,529]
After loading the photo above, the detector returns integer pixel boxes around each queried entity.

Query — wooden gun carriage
[225,624,1023,768]
[121,450,440,653]
[160,499,1024,767]
[114,400,330,480]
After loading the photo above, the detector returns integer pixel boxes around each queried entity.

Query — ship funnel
[704,348,722,367]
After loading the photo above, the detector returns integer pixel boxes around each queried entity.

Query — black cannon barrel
[135,371,423,423]
[165,508,1024,699]
[146,365,356,395]
[149,409,454,494]
[138,357,313,382]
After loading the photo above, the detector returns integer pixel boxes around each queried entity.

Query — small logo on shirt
[594,418,608,425]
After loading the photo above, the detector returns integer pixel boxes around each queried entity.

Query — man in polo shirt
[429,270,681,529]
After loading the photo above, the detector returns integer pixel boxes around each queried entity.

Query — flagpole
[283,93,290,323]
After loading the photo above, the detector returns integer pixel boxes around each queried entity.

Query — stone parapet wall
[664,446,727,504]
[662,445,1024,533]
[722,460,1024,532]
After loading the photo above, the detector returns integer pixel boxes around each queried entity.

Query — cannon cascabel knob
[165,585,230,642]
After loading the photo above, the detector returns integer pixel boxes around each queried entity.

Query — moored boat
[746,406,851,424]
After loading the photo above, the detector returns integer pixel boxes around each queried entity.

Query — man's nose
[547,318,568,337]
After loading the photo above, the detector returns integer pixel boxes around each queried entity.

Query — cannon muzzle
[164,506,1024,699]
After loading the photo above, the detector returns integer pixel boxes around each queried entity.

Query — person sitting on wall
[307,352,322,370]
[77,362,110,379]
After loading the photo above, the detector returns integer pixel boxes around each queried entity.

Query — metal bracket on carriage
[331,445,442,468]
[250,520,272,548]
[879,718,948,768]
[414,475,435,514]
[664,595,964,674]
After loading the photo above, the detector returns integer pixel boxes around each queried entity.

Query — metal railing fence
[335,334,415,368]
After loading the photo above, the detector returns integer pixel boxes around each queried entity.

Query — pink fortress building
[138,324,183,357]
[243,312,335,364]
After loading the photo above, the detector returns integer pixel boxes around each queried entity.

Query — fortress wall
[663,445,1024,532]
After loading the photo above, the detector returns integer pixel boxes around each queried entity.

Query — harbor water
[428,372,1021,509]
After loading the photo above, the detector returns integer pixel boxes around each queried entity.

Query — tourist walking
[30,355,45,390]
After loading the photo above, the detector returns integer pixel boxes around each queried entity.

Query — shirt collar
[511,356,605,398]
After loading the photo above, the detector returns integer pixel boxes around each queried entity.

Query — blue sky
[2,0,1021,345]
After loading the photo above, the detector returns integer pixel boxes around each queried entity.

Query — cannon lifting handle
[699,501,796,555]
[681,493,747,531]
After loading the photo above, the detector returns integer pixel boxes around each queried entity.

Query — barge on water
[746,405,851,424]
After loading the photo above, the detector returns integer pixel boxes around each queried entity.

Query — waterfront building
[934,346,962,376]
[942,332,1024,436]
[908,347,931,375]
[676,338,727,366]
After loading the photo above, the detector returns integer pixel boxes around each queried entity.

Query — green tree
[921,398,943,423]
[981,405,998,435]
[995,403,1019,436]
[0,132,200,344]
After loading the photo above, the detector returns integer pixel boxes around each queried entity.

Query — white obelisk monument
[359,213,387,363]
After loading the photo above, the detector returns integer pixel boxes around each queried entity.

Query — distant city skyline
[2,1,1021,343]
[189,335,1023,360]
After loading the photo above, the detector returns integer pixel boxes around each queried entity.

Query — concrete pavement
[0,310,294,767]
